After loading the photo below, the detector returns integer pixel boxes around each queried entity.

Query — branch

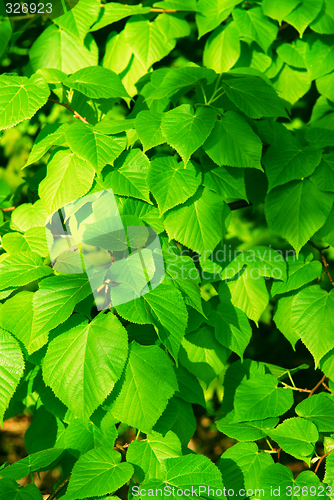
[47,476,71,500]
[228,200,252,211]
[150,8,178,12]
[308,240,333,283]
[314,450,333,474]
[0,207,15,212]
[48,99,89,124]
[308,374,327,398]
[278,22,289,31]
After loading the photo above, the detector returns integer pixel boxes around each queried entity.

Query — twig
[308,374,327,398]
[47,476,71,500]
[278,23,289,31]
[228,200,252,211]
[150,8,178,12]
[0,207,15,212]
[314,450,333,474]
[280,382,311,393]
[48,99,89,124]
[308,241,333,283]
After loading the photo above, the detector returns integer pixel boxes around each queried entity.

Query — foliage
[1,0,334,499]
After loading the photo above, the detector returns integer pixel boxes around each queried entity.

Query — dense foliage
[1,0,334,498]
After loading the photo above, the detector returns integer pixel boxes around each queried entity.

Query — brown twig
[314,450,333,474]
[48,99,89,124]
[0,207,15,212]
[47,476,71,500]
[308,241,333,283]
[278,23,289,31]
[308,374,327,398]
[150,8,178,12]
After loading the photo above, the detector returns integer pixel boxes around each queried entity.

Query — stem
[308,374,327,398]
[314,450,333,474]
[47,476,71,500]
[288,371,296,388]
[47,98,89,124]
[199,83,208,105]
[308,240,333,283]
[0,206,15,212]
[280,382,311,393]
[150,8,178,12]
[266,438,273,450]
[135,428,141,440]
[208,91,225,105]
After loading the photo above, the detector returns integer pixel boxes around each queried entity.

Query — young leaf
[161,104,216,166]
[43,313,128,420]
[23,123,69,169]
[63,66,129,99]
[1,227,51,258]
[0,252,53,291]
[203,23,241,73]
[111,342,178,432]
[10,201,48,232]
[295,393,334,432]
[135,110,165,152]
[0,328,25,426]
[0,74,50,131]
[232,6,278,52]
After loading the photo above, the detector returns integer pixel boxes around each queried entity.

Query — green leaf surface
[63,66,129,99]
[111,342,178,432]
[135,111,165,152]
[0,448,63,480]
[91,3,151,31]
[161,104,216,166]
[63,448,134,500]
[273,294,300,349]
[203,111,263,170]
[262,0,301,24]
[271,253,322,296]
[39,148,95,214]
[234,373,294,422]
[66,122,126,174]
[310,152,334,192]
[0,74,50,131]
[0,328,25,426]
[1,228,51,258]
[217,413,279,441]
[233,6,278,52]
[43,313,128,420]
[204,23,241,73]
[265,179,334,256]
[152,66,216,100]
[296,393,334,432]
[23,123,69,168]
[285,0,323,37]
[291,286,334,366]
[196,0,241,38]
[305,34,334,80]
[0,252,52,291]
[10,201,48,232]
[164,187,230,255]
[310,0,334,35]
[54,0,100,41]
[148,156,201,215]
[203,165,248,201]
[268,418,318,463]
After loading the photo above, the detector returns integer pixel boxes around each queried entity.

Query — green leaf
[1,228,52,258]
[0,252,52,291]
[285,0,323,37]
[91,3,151,31]
[63,66,129,99]
[65,122,126,174]
[179,325,230,386]
[208,283,252,359]
[234,373,294,422]
[221,75,288,119]
[30,24,98,73]
[110,342,178,432]
[310,0,334,35]
[0,74,50,131]
[262,0,301,24]
[196,0,241,39]
[53,0,100,42]
[63,448,134,500]
[152,66,216,100]
[203,22,240,74]
[39,149,95,214]
[227,267,270,325]
[32,274,92,342]
[174,365,206,407]
[217,413,279,442]
[273,294,300,349]
[271,253,322,296]
[291,285,334,366]
[124,17,176,69]
[0,480,46,499]
[103,149,151,203]
[316,204,334,247]
[305,34,334,80]
[164,187,230,255]
[0,292,44,355]
[56,419,107,458]
[0,448,63,480]
[272,63,311,105]
[161,104,216,166]
[23,123,69,168]
[233,7,278,52]
[10,201,48,232]
[0,328,25,426]
[261,465,324,500]
[311,152,334,192]
[148,156,201,215]
[265,179,334,256]
[316,71,334,102]
[135,111,165,152]
[154,396,196,445]
[155,13,191,41]
[217,442,274,495]
[153,0,197,10]
[296,393,334,432]
[277,40,307,69]
[203,111,263,170]
[127,430,181,480]
[43,313,128,420]
[267,418,318,463]
[263,143,322,191]
[203,165,248,201]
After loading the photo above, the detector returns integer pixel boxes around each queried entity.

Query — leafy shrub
[1,0,334,499]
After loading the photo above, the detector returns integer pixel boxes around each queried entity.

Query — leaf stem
[47,476,71,500]
[47,98,89,124]
[308,240,333,283]
[135,428,141,440]
[199,83,208,105]
[308,374,327,398]
[314,450,333,474]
